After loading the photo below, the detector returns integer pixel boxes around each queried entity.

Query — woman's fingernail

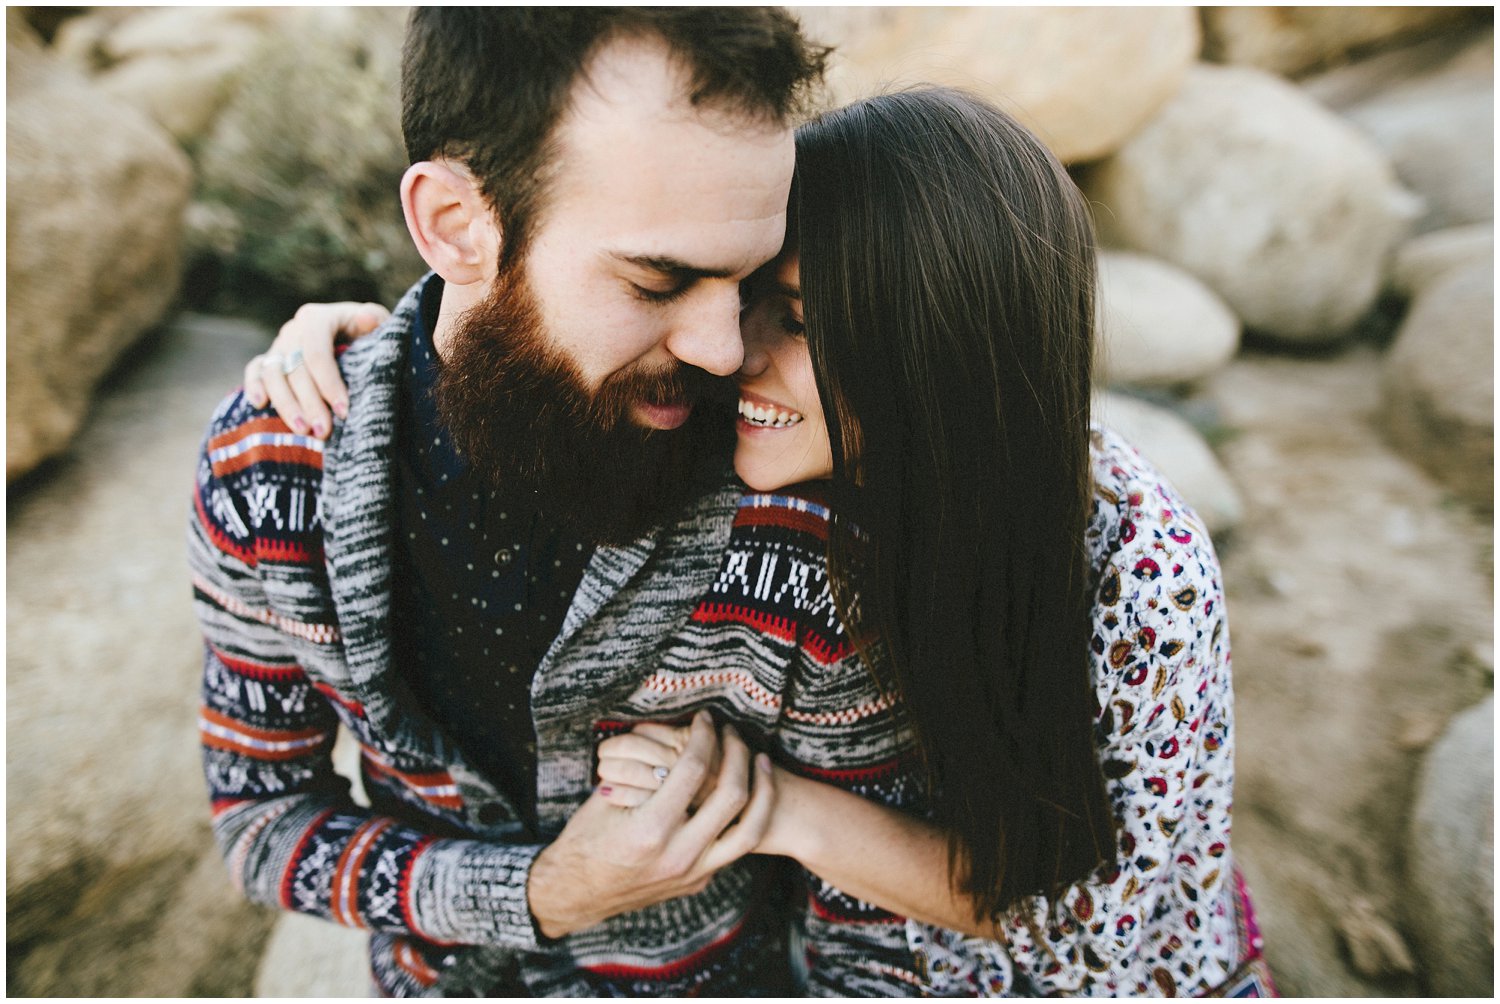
[291,417,308,435]
[598,785,613,797]
[334,401,349,420]
[757,754,771,773]
[314,421,329,438]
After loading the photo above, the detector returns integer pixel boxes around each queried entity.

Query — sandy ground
[1204,345,1492,996]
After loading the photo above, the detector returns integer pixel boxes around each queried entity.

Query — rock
[1336,897,1415,979]
[192,7,425,313]
[6,13,192,481]
[1406,695,1494,997]
[7,312,284,994]
[793,6,1199,163]
[1206,347,1492,996]
[56,7,286,145]
[1095,250,1240,388]
[1336,31,1493,234]
[255,913,372,997]
[1083,63,1420,343]
[1382,259,1493,509]
[1093,391,1244,535]
[1391,224,1493,298]
[1200,7,1483,77]
[1394,709,1449,752]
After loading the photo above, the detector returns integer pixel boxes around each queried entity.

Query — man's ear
[400,160,501,286]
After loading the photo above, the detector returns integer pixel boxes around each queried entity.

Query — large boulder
[1200,7,1484,77]
[1405,695,1494,997]
[6,14,192,481]
[54,7,289,147]
[1390,224,1492,299]
[1093,391,1244,536]
[1083,63,1419,343]
[793,6,1199,163]
[1382,258,1494,510]
[191,6,423,313]
[1332,31,1492,235]
[1095,250,1240,389]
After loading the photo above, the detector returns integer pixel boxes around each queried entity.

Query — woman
[251,88,1269,997]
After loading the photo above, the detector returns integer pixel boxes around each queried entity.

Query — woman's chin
[733,453,793,494]
[735,465,788,494]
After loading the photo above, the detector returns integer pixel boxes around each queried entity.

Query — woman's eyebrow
[776,281,802,300]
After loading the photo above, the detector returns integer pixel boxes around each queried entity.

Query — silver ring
[282,349,305,375]
[653,765,670,783]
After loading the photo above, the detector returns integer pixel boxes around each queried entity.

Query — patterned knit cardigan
[189,279,928,996]
[193,276,1248,996]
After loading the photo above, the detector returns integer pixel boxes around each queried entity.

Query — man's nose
[664,289,745,377]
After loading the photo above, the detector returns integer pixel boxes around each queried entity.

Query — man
[192,9,827,995]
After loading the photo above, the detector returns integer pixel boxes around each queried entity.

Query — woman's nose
[737,340,770,379]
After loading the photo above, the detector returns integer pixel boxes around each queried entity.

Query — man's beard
[434,263,733,546]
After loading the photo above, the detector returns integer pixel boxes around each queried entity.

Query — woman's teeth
[737,398,804,428]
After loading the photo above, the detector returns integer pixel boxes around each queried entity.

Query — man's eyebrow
[609,252,737,281]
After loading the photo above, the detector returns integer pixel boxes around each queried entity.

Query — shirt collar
[404,273,466,486]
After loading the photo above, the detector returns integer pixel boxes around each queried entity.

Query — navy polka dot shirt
[390,275,591,830]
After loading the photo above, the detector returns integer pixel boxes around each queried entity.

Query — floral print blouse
[909,426,1244,996]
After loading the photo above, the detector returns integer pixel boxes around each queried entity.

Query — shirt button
[494,548,514,567]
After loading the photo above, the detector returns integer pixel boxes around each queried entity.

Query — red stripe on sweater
[361,751,464,810]
[312,681,366,719]
[584,918,745,980]
[689,603,851,666]
[201,706,326,744]
[210,643,304,681]
[790,758,902,784]
[808,891,902,926]
[398,836,459,947]
[279,807,338,910]
[195,486,257,566]
[331,818,391,928]
[254,536,321,565]
[691,603,796,642]
[214,443,325,478]
[393,939,441,987]
[732,504,830,540]
[208,416,299,453]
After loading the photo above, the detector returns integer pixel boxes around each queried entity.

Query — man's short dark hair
[401,8,828,266]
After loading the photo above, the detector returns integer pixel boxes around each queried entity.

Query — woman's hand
[245,301,390,438]
[597,721,724,810]
[597,721,808,859]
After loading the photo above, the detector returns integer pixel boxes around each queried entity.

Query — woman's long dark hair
[793,88,1113,922]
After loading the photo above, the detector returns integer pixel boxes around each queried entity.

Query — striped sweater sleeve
[189,392,544,955]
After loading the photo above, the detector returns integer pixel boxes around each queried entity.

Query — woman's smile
[732,254,834,491]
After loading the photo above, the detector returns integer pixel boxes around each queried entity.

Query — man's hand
[527,711,774,939]
[245,301,390,437]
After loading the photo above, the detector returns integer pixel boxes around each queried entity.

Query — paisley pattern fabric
[910,426,1254,997]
